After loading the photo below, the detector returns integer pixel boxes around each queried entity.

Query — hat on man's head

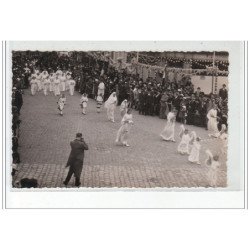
[76,133,82,138]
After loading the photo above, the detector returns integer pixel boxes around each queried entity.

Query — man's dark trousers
[64,159,83,186]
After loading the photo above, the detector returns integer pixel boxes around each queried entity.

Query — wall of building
[191,75,229,94]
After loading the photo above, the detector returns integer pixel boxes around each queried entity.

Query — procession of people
[12,51,228,188]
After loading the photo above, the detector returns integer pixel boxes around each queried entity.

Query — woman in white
[188,137,201,164]
[60,72,67,92]
[205,149,220,187]
[65,72,71,91]
[68,78,76,96]
[30,76,38,96]
[54,75,61,96]
[120,99,128,118]
[41,70,49,90]
[98,81,105,97]
[43,76,50,96]
[115,108,134,147]
[160,110,176,142]
[177,125,190,154]
[216,124,228,155]
[104,92,117,123]
[57,94,66,116]
[207,104,219,136]
[49,72,55,92]
[210,124,227,138]
[36,71,42,91]
[80,93,88,115]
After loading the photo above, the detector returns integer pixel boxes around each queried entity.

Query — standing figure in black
[63,133,89,187]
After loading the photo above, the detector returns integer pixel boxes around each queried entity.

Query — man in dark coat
[219,84,228,100]
[63,133,89,187]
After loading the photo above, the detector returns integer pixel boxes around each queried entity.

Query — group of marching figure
[159,106,228,187]
[45,87,227,187]
[57,91,133,147]
[29,69,76,97]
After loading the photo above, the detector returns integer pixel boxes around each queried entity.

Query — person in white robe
[56,69,63,76]
[177,125,190,154]
[35,71,42,91]
[68,78,76,96]
[160,111,176,142]
[104,92,117,122]
[207,105,219,136]
[214,124,228,155]
[120,99,128,118]
[57,94,66,116]
[41,70,49,90]
[54,76,61,96]
[210,124,227,138]
[205,150,220,187]
[188,137,201,164]
[30,76,38,96]
[43,76,50,96]
[49,73,55,92]
[60,72,67,92]
[97,81,105,97]
[96,93,103,113]
[80,93,88,115]
[65,73,71,91]
[115,108,134,147]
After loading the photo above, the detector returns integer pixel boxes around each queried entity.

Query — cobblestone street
[13,89,227,188]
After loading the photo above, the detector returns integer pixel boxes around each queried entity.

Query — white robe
[80,96,88,109]
[57,97,66,111]
[43,79,50,95]
[69,79,76,95]
[120,100,128,117]
[36,73,42,90]
[49,75,55,92]
[207,109,219,134]
[105,92,117,122]
[60,75,67,92]
[160,112,175,141]
[30,79,37,95]
[178,134,191,154]
[205,150,220,187]
[54,79,61,96]
[116,113,133,145]
[188,141,201,163]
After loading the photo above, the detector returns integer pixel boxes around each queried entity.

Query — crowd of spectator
[11,86,23,176]
[12,51,228,132]
[126,53,229,76]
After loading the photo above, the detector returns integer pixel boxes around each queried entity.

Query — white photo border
[3,41,247,209]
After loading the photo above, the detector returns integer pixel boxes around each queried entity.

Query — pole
[211,51,215,93]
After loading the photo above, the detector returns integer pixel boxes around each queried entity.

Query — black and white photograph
[9,43,231,189]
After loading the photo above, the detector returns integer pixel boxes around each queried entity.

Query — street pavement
[13,89,227,188]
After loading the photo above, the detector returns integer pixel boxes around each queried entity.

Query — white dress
[60,74,67,92]
[30,79,38,95]
[178,134,191,154]
[69,79,76,95]
[81,96,88,108]
[207,109,219,134]
[120,100,128,117]
[36,73,42,91]
[188,141,201,163]
[205,150,220,187]
[54,78,61,96]
[43,78,50,95]
[115,113,133,145]
[105,92,117,122]
[49,75,55,92]
[160,112,175,141]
